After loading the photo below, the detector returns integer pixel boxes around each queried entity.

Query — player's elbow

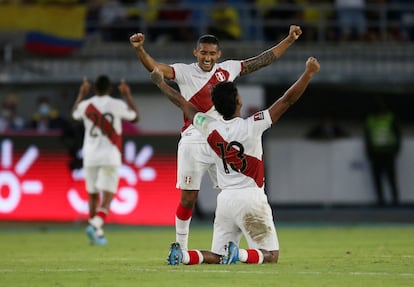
[128,110,140,123]
[131,114,140,123]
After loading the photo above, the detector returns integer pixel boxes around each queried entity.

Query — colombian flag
[0,4,86,56]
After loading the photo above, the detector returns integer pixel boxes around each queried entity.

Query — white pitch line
[380,255,414,258]
[159,269,414,277]
[1,267,413,277]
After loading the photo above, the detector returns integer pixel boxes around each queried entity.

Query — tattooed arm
[151,67,199,122]
[240,25,302,76]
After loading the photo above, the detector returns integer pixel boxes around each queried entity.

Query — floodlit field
[0,222,413,287]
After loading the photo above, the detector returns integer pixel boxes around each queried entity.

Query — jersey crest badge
[215,71,226,82]
[184,176,192,184]
[254,112,264,121]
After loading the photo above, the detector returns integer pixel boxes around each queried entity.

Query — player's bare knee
[180,189,199,208]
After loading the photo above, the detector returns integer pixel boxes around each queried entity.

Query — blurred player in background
[129,25,302,252]
[151,56,320,264]
[72,75,139,245]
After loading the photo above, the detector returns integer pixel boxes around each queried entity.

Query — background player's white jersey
[72,95,137,167]
[171,61,242,143]
[193,109,272,190]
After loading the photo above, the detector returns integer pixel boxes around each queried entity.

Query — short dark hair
[95,75,111,94]
[211,81,238,119]
[197,34,220,48]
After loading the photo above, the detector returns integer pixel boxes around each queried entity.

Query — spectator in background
[148,0,194,42]
[257,0,302,42]
[30,96,68,133]
[365,0,385,42]
[363,96,401,206]
[85,0,102,37]
[0,94,25,133]
[306,113,349,140]
[207,0,242,41]
[388,0,414,41]
[334,0,367,41]
[98,0,130,42]
[298,0,331,42]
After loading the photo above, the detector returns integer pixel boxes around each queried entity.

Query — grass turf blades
[0,224,413,287]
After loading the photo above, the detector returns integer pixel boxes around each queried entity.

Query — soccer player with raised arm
[72,75,139,245]
[130,25,302,251]
[151,57,320,264]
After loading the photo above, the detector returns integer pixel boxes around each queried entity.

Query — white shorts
[84,166,119,194]
[176,140,218,190]
[211,188,279,255]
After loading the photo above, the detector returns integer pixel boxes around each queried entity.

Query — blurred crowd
[1,0,413,43]
[0,92,141,135]
[0,93,69,134]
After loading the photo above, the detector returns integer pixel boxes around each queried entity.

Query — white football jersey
[193,110,272,190]
[171,60,243,143]
[72,95,137,166]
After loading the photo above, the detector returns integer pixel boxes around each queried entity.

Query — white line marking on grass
[133,268,414,277]
[1,267,413,278]
[380,255,414,258]
[40,268,95,272]
[0,268,102,273]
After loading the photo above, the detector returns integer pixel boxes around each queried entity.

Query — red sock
[245,249,262,264]
[96,210,107,222]
[176,203,192,220]
[187,250,203,265]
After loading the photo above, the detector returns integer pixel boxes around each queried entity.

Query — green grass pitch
[0,222,413,287]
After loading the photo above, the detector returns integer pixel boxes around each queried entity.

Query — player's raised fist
[289,25,302,41]
[129,33,145,48]
[305,57,320,76]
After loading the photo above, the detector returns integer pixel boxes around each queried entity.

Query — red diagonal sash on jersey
[207,130,265,188]
[182,68,230,131]
[85,103,122,152]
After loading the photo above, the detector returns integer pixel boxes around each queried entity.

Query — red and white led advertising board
[0,134,180,225]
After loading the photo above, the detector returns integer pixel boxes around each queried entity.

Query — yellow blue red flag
[0,4,87,56]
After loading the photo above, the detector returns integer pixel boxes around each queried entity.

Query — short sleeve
[193,112,215,138]
[117,100,137,121]
[170,63,187,83]
[248,109,272,137]
[72,101,87,120]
